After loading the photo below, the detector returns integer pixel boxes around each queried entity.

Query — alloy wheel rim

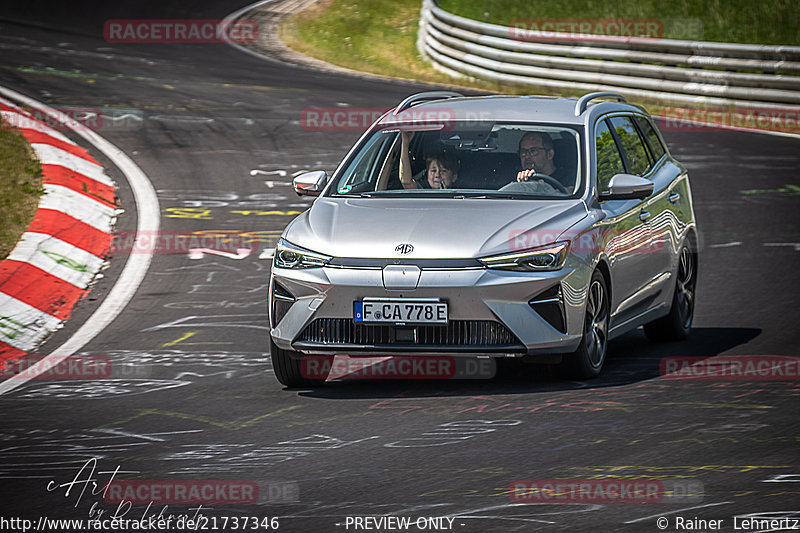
[585,279,608,368]
[677,247,695,328]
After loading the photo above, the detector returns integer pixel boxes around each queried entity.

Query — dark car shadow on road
[294,327,762,399]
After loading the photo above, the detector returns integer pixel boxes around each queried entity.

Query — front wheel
[270,338,329,388]
[644,244,697,342]
[560,270,610,379]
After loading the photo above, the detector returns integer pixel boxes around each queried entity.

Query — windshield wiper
[336,192,376,197]
[356,190,457,198]
[455,192,528,199]
[339,191,556,199]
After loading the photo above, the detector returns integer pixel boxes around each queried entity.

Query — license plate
[354,299,447,324]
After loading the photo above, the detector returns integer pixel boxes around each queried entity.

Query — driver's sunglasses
[519,147,548,157]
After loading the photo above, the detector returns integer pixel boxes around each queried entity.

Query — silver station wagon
[269,92,698,387]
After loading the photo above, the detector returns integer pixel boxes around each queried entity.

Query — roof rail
[574,92,628,116]
[393,91,464,115]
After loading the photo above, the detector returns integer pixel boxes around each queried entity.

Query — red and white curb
[0,96,117,360]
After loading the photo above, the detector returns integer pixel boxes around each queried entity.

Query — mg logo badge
[395,243,414,255]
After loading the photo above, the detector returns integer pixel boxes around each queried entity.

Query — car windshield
[329,123,582,198]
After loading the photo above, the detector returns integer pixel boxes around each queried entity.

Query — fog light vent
[529,284,566,333]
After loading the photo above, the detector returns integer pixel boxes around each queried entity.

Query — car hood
[283,197,588,259]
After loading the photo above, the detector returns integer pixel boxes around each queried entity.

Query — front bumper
[269,264,585,357]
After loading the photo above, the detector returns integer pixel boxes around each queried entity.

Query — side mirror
[293,170,328,197]
[598,173,654,201]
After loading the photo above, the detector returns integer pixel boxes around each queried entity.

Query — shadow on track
[289,326,761,399]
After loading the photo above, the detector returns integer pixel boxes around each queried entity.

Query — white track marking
[220,0,288,66]
[0,295,62,352]
[762,474,800,482]
[0,85,160,396]
[251,169,286,176]
[0,96,22,109]
[0,110,74,143]
[763,242,800,251]
[40,184,116,231]
[32,143,115,186]
[188,248,252,260]
[6,232,105,288]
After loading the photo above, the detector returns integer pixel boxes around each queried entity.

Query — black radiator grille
[297,318,522,347]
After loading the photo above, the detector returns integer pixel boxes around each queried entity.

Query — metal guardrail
[417,0,800,110]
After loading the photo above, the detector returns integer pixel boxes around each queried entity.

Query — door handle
[668,191,680,204]
[639,210,651,222]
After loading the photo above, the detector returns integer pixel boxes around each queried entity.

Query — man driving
[516,132,572,190]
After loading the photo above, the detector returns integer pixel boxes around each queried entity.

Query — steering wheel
[520,173,568,194]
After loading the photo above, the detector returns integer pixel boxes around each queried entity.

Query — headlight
[274,238,331,269]
[479,241,569,272]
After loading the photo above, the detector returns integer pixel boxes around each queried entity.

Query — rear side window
[634,116,666,160]
[609,116,652,176]
[595,120,625,191]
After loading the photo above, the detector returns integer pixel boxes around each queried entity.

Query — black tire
[560,269,610,380]
[270,338,329,388]
[644,244,697,342]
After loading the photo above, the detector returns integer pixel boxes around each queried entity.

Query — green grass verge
[0,118,44,260]
[279,0,798,96]
[441,0,799,45]
[279,0,530,95]
[278,0,798,134]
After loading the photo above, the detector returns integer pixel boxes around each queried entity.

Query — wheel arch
[594,256,612,308]
[682,226,700,281]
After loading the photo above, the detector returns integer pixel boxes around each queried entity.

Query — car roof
[377,94,649,127]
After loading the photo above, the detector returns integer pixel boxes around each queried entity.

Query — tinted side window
[610,116,651,176]
[634,116,666,160]
[595,120,625,191]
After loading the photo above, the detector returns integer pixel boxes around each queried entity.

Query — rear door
[593,118,653,325]
[609,115,679,311]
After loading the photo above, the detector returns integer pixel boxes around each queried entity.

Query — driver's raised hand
[517,169,541,182]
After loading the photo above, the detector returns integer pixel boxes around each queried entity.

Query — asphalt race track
[0,2,799,532]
